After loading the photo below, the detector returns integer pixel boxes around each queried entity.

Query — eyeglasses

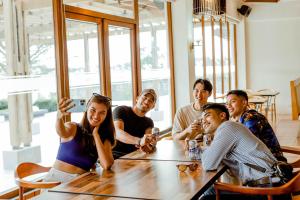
[176,163,199,172]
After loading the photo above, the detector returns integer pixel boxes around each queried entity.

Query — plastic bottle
[188,139,202,160]
[188,140,197,160]
[152,127,160,140]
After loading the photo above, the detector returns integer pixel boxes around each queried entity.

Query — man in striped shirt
[200,103,280,200]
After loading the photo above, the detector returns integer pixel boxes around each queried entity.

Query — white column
[171,0,195,109]
[4,0,20,148]
[4,0,32,148]
[16,0,32,146]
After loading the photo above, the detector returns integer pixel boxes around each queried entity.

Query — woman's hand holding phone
[57,98,73,119]
[67,99,87,113]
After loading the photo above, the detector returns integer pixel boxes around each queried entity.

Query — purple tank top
[56,124,98,171]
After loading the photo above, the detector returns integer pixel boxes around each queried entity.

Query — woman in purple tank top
[44,93,115,183]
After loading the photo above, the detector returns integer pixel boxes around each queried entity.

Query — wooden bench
[290,77,300,120]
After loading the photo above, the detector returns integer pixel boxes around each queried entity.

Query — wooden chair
[214,146,300,200]
[290,77,300,120]
[15,162,60,200]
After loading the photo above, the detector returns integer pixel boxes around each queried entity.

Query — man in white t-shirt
[172,79,212,140]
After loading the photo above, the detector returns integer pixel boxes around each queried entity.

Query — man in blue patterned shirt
[226,90,286,162]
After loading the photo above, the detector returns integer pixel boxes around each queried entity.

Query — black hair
[202,103,230,120]
[193,78,213,93]
[226,90,248,101]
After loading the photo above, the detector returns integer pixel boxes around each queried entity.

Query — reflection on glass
[108,25,133,107]
[0,10,6,76]
[0,0,58,192]
[66,19,101,121]
[64,0,134,19]
[139,0,171,130]
[193,16,237,100]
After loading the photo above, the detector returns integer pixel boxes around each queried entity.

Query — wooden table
[121,140,191,161]
[248,95,267,112]
[255,90,280,122]
[34,141,226,200]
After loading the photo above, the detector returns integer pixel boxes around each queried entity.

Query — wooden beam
[219,19,224,95]
[52,0,71,122]
[167,2,176,121]
[211,17,216,99]
[201,15,206,79]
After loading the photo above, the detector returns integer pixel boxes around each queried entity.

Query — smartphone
[68,99,87,113]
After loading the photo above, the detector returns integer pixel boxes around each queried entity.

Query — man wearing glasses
[112,89,157,159]
[172,78,212,140]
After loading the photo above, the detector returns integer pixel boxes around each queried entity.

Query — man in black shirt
[112,89,157,158]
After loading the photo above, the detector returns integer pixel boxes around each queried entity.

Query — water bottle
[188,140,198,160]
[188,139,202,160]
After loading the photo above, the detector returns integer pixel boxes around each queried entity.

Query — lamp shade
[193,0,226,16]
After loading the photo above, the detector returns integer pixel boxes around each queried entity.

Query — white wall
[244,0,300,114]
[171,0,242,110]
[172,0,196,109]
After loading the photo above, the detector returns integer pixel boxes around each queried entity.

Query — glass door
[104,21,135,107]
[65,18,102,121]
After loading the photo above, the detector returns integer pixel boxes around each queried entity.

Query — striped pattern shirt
[202,121,277,182]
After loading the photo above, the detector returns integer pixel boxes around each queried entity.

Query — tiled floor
[272,114,300,164]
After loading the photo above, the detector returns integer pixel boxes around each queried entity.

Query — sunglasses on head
[176,163,199,172]
[92,93,112,102]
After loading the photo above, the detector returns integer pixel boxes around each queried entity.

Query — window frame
[52,0,176,126]
[193,15,238,98]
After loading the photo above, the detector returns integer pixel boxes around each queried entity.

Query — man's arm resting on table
[172,128,192,140]
[114,120,141,146]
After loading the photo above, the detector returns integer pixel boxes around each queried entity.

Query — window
[108,24,134,107]
[66,19,101,121]
[193,16,237,99]
[0,0,175,194]
[0,0,58,192]
[139,0,172,130]
[64,0,134,19]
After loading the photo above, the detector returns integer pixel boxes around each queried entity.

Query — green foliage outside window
[0,99,8,110]
[33,97,57,112]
